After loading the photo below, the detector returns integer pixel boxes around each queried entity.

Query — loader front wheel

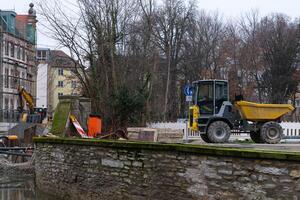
[260,122,282,144]
[207,121,231,143]
[250,131,262,143]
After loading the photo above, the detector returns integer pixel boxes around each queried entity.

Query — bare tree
[239,10,265,102]
[38,0,149,129]
[152,0,193,120]
[259,14,300,103]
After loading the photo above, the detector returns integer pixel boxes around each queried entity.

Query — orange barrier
[88,115,102,138]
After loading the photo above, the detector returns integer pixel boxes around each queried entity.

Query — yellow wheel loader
[188,80,294,144]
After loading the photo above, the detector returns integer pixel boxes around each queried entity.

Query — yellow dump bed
[235,101,294,122]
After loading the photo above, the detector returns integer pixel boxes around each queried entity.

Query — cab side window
[215,82,228,114]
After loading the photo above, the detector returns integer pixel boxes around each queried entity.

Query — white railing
[281,122,300,138]
[147,121,300,140]
[147,122,186,130]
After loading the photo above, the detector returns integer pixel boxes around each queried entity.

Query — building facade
[36,49,81,117]
[0,4,37,122]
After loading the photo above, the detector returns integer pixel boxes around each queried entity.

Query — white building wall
[36,63,48,108]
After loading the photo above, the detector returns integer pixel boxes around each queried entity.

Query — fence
[281,122,300,139]
[147,121,300,141]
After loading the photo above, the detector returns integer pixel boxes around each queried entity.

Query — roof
[37,47,51,51]
[0,10,36,44]
[50,50,76,68]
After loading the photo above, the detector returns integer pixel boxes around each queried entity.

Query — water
[0,174,59,200]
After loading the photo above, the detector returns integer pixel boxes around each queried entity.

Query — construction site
[1,79,300,199]
[0,0,300,199]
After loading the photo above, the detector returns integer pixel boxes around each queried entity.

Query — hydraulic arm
[17,86,34,113]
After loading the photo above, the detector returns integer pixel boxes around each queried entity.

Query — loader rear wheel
[200,133,211,143]
[207,121,231,143]
[250,131,262,143]
[260,122,282,144]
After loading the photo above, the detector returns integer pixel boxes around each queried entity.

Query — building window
[296,100,300,108]
[71,81,77,88]
[4,98,9,110]
[42,51,46,59]
[22,49,26,61]
[37,50,41,58]
[10,99,14,110]
[58,93,63,98]
[58,69,64,75]
[37,50,47,60]
[5,41,9,56]
[4,68,9,88]
[58,81,64,87]
[21,72,25,87]
[10,43,14,58]
[10,69,19,89]
[17,46,21,59]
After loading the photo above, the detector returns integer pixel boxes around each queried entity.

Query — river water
[0,174,59,200]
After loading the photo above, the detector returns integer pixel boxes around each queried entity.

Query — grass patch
[50,102,71,136]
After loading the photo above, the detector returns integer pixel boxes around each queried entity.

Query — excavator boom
[18,86,34,113]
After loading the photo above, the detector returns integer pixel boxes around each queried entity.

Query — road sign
[186,95,192,102]
[184,85,193,96]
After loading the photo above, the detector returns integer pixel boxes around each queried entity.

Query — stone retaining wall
[34,138,300,199]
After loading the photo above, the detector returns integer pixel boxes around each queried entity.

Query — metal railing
[0,110,21,122]
[0,109,41,123]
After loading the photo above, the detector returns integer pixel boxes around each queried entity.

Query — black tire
[250,131,262,143]
[200,133,211,143]
[260,121,282,144]
[207,121,231,143]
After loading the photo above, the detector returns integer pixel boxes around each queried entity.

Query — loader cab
[193,80,229,116]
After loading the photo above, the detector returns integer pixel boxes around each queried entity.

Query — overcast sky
[0,0,299,50]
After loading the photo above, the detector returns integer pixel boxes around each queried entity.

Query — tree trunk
[163,46,172,121]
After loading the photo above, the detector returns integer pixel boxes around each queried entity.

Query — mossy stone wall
[34,138,300,199]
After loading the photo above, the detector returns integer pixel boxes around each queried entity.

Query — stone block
[254,165,288,175]
[127,127,158,142]
[132,161,143,168]
[295,179,300,191]
[101,159,124,168]
[90,160,98,165]
[233,170,249,176]
[290,169,300,178]
[262,183,277,189]
[237,177,251,182]
[217,169,232,175]
[205,172,222,180]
